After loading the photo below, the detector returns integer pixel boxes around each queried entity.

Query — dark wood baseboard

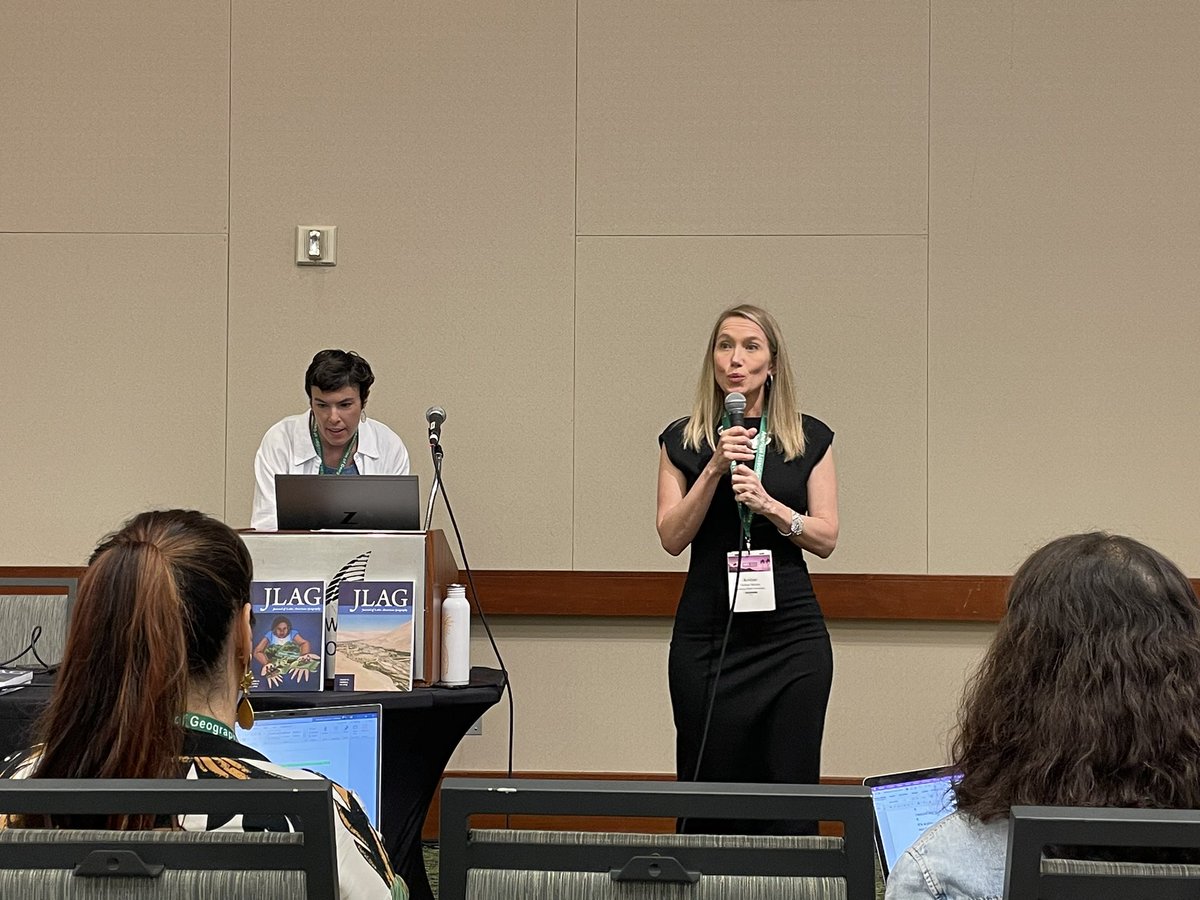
[423,770,863,841]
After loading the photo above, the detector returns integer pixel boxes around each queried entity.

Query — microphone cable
[682,405,754,827]
[679,542,744,833]
[689,549,743,783]
[431,443,515,785]
[0,625,55,673]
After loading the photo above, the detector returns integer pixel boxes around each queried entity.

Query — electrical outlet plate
[296,225,337,266]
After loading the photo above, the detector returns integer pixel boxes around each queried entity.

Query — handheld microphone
[426,406,447,447]
[724,392,746,428]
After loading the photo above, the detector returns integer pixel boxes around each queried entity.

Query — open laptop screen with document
[236,704,383,829]
[864,766,959,877]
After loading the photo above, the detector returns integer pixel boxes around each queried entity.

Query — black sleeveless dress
[659,413,834,835]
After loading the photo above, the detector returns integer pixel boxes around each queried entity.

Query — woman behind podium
[0,509,407,900]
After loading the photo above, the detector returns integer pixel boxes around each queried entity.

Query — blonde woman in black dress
[657,304,839,834]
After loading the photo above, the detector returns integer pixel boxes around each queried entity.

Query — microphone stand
[422,440,443,531]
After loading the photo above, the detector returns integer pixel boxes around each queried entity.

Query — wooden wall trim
[464,570,1014,622]
[9,566,1199,625]
[0,567,83,594]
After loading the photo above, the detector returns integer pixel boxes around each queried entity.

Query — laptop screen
[865,767,959,876]
[274,474,421,531]
[236,704,383,829]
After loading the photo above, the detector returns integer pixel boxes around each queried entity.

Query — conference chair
[0,577,77,670]
[439,778,876,900]
[1004,805,1200,899]
[0,779,338,899]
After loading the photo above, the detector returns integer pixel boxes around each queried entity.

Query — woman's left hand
[730,465,776,515]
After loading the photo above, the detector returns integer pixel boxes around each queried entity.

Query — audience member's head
[33,509,253,785]
[953,531,1200,821]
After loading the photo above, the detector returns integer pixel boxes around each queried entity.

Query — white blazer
[250,412,411,530]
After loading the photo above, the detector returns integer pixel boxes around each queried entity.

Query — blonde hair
[682,304,806,460]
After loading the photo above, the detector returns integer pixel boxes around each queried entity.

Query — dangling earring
[236,668,255,730]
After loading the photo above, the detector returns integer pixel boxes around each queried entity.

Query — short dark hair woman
[251,349,411,530]
[656,303,839,834]
[0,509,407,899]
[886,532,1200,898]
[305,348,376,404]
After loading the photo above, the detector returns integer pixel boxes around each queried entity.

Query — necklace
[309,412,359,474]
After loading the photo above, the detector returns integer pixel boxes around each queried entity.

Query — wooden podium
[240,529,458,687]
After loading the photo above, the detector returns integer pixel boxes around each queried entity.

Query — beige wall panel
[225,1,576,567]
[575,236,928,574]
[0,2,230,233]
[447,619,993,778]
[823,621,992,776]
[449,618,677,773]
[577,1,928,236]
[929,1,1200,573]
[0,235,229,565]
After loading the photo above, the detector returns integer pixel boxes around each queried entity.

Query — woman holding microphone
[657,303,838,834]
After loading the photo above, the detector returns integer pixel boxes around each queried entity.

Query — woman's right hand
[706,426,759,476]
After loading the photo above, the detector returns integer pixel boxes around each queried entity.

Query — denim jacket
[883,811,1009,900]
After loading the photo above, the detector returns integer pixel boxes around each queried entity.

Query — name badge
[726,550,776,612]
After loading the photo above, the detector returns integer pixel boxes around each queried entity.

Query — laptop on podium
[275,474,420,531]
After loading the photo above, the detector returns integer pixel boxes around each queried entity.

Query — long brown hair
[29,510,252,828]
[953,532,1200,821]
[682,304,807,460]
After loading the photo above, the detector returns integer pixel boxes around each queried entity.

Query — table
[0,666,505,900]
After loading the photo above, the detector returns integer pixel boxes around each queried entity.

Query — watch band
[778,510,803,538]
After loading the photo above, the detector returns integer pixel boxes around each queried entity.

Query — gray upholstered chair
[0,577,77,670]
[0,779,338,899]
[1004,805,1200,899]
[439,778,876,900]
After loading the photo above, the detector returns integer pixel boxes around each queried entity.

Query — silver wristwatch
[778,510,803,538]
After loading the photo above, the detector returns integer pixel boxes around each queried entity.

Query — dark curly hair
[953,532,1200,822]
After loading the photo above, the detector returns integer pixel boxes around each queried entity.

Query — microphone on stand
[426,406,447,448]
[423,406,447,531]
[724,392,746,428]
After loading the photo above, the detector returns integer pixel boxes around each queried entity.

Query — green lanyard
[177,712,236,742]
[309,412,359,474]
[720,409,769,548]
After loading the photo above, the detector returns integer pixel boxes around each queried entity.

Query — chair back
[0,779,338,899]
[439,778,876,900]
[0,578,77,669]
[1004,805,1200,899]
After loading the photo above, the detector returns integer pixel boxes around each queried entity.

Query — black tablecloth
[0,666,506,900]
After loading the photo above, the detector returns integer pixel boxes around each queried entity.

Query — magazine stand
[240,529,458,687]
